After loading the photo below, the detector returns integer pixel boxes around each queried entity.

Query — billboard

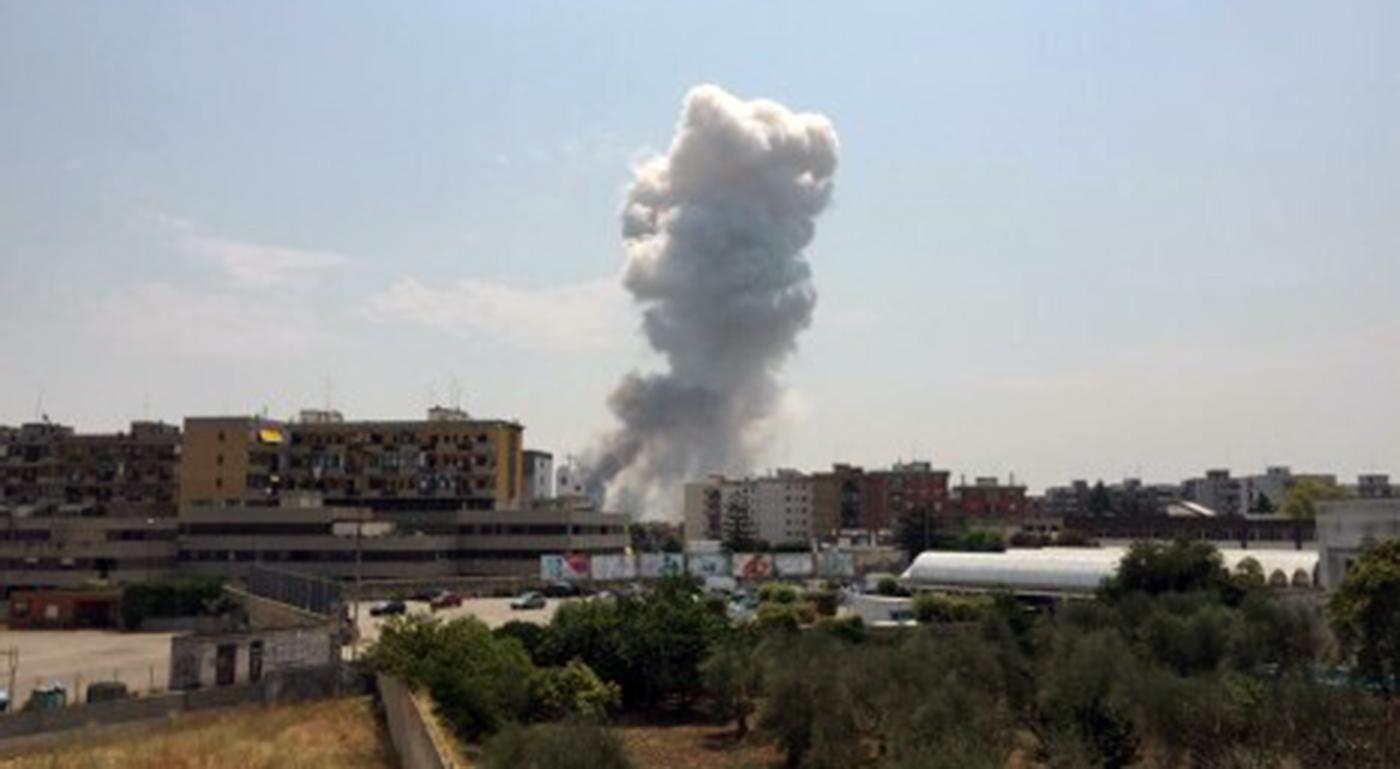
[638,553,686,579]
[816,551,855,578]
[687,553,731,579]
[540,552,589,581]
[773,553,814,578]
[732,553,773,581]
[590,554,637,581]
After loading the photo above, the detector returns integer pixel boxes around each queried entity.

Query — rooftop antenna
[142,391,151,421]
[323,376,335,411]
[33,389,44,421]
[450,376,462,410]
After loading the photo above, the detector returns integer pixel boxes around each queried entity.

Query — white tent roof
[900,546,1319,594]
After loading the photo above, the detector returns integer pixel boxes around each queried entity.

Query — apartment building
[1182,469,1244,517]
[1040,478,1182,518]
[952,476,1029,519]
[0,421,182,591]
[523,450,554,502]
[683,470,815,547]
[1355,473,1393,499]
[180,407,524,512]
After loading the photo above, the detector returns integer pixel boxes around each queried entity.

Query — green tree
[895,504,936,561]
[1100,539,1239,603]
[1281,477,1348,519]
[758,633,863,769]
[527,659,621,721]
[1329,539,1400,695]
[721,495,758,553]
[701,627,763,738]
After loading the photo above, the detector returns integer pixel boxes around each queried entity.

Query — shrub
[527,659,620,721]
[912,592,992,624]
[121,577,225,629]
[758,582,799,605]
[876,577,902,596]
[815,616,867,644]
[495,620,549,663]
[756,602,803,635]
[805,589,839,617]
[483,721,635,769]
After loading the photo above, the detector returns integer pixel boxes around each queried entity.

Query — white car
[510,592,546,610]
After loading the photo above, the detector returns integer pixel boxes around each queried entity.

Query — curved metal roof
[900,546,1319,594]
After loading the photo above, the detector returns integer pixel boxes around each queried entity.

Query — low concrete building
[178,493,627,580]
[1317,498,1400,589]
[169,625,335,689]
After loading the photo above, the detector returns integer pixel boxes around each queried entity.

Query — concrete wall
[0,665,348,755]
[377,674,453,769]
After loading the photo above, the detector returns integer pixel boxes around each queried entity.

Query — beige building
[682,471,814,547]
[180,408,524,511]
[1317,497,1400,589]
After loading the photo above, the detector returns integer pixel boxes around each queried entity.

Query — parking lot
[348,595,574,652]
[0,630,175,708]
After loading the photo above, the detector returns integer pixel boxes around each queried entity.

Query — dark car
[410,587,439,602]
[542,581,581,597]
[369,599,407,617]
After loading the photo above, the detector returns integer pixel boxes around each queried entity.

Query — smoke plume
[585,85,839,518]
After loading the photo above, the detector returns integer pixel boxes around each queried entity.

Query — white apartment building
[682,470,813,547]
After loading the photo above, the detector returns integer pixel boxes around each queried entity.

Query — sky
[1,2,1396,493]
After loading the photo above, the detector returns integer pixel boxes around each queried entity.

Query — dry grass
[615,722,783,769]
[0,697,394,769]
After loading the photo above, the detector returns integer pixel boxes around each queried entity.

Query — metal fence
[243,566,344,618]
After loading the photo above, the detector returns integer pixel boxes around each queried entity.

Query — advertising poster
[638,553,686,578]
[687,553,731,578]
[590,554,637,581]
[817,551,855,578]
[542,553,590,580]
[773,553,814,578]
[732,553,773,581]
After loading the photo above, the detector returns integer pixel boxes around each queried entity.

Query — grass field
[0,697,395,769]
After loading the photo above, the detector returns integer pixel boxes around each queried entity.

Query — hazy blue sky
[2,2,1396,491]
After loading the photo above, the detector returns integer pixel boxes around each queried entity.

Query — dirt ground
[0,696,394,769]
[617,721,784,769]
[0,629,174,706]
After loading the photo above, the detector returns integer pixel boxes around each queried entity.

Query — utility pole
[3,647,17,707]
[353,519,363,663]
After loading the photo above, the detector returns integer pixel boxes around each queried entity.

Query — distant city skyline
[2,2,1396,494]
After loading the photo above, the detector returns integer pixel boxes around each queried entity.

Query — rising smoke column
[587,85,839,517]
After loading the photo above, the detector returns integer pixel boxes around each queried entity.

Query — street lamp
[331,516,394,662]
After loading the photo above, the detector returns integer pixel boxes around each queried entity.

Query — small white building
[523,450,554,502]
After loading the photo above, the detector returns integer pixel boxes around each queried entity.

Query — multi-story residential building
[180,408,524,512]
[1239,466,1337,514]
[1040,478,1181,518]
[523,450,554,503]
[1355,473,1393,499]
[682,470,814,547]
[952,476,1029,519]
[809,461,951,537]
[177,492,626,580]
[1182,469,1244,517]
[0,420,182,591]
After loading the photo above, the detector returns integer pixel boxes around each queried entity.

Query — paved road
[0,630,174,708]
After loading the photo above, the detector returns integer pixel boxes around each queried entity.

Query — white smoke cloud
[585,85,839,518]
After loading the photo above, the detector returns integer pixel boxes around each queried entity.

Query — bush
[121,577,225,629]
[755,602,803,634]
[496,620,549,663]
[912,592,992,624]
[366,614,533,740]
[527,659,620,721]
[815,616,867,644]
[876,577,902,597]
[758,582,799,604]
[483,721,634,769]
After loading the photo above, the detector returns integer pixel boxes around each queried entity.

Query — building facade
[0,421,181,591]
[952,476,1029,520]
[682,471,815,547]
[1182,469,1244,516]
[180,408,524,512]
[178,494,627,580]
[523,450,554,502]
[1316,498,1400,589]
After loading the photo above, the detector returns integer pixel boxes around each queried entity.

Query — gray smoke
[585,85,839,518]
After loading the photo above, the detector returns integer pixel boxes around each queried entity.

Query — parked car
[410,587,440,602]
[429,591,463,610]
[369,599,407,617]
[509,592,546,610]
[0,689,9,713]
[542,581,581,597]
